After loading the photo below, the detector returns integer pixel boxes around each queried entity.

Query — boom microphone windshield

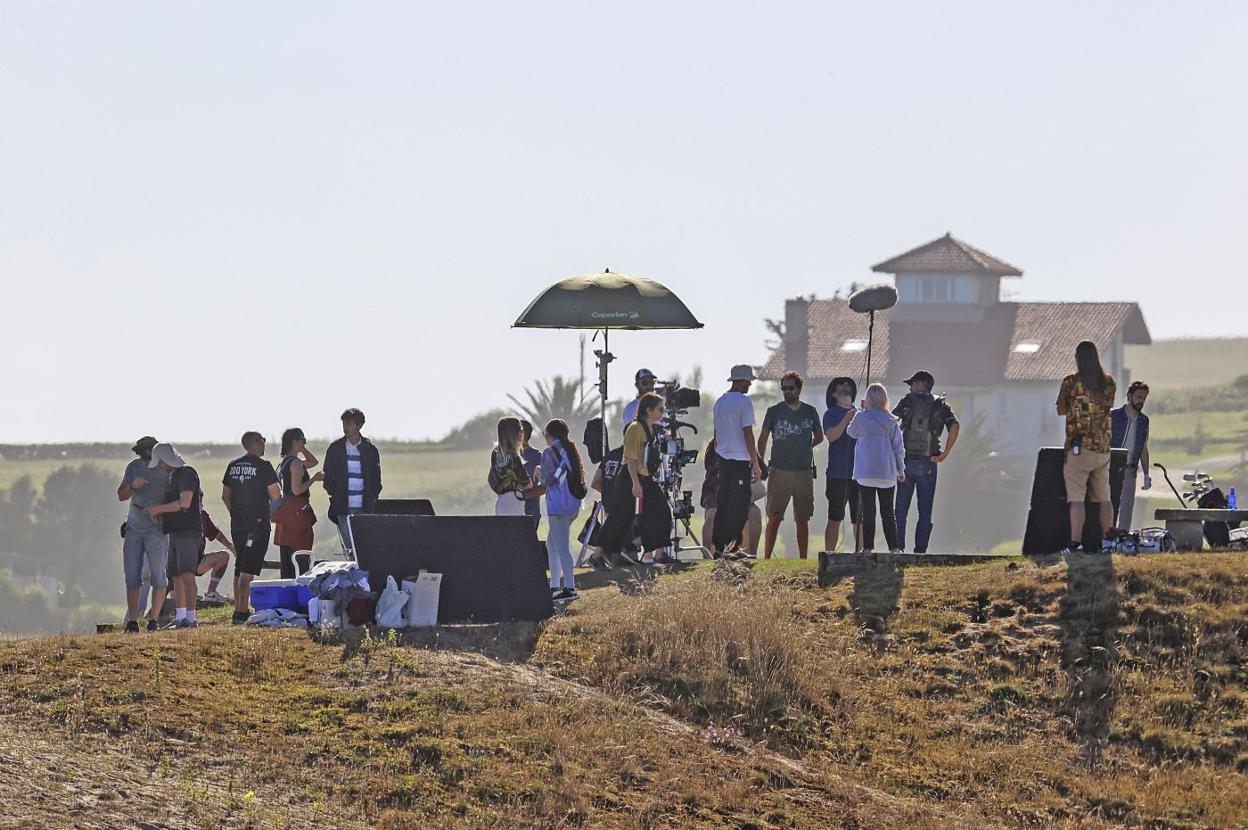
[848,284,898,313]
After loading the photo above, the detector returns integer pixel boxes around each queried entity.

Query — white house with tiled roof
[764,234,1151,458]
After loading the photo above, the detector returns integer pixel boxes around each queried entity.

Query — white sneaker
[202,590,229,603]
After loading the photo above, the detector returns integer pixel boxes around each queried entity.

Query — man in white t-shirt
[711,364,762,554]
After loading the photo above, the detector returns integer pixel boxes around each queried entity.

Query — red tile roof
[762,300,1151,385]
[871,233,1023,277]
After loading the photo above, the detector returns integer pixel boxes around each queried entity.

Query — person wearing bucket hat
[144,443,205,629]
[892,369,959,553]
[711,364,762,555]
[116,436,170,632]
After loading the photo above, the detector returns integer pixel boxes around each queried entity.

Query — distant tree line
[0,465,119,605]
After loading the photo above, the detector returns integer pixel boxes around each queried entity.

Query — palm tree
[508,376,600,432]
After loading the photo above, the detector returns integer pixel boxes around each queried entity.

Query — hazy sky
[2,2,1244,443]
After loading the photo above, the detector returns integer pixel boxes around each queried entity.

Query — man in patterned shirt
[1055,341,1117,552]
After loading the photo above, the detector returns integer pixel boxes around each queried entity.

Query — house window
[1012,341,1041,354]
[841,339,868,352]
[898,274,977,304]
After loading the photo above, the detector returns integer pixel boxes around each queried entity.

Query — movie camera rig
[652,380,703,551]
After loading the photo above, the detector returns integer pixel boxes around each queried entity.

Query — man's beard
[1131,401,1145,412]
[784,393,799,404]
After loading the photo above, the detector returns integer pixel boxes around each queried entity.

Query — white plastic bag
[376,576,409,629]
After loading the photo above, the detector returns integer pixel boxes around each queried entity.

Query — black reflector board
[351,515,553,623]
[1022,447,1127,554]
[373,499,436,516]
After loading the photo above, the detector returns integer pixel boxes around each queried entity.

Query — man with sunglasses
[757,370,823,558]
[621,368,657,428]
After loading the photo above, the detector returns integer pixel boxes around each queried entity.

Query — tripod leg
[576,502,601,567]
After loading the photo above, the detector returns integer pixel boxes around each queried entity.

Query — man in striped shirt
[323,408,383,555]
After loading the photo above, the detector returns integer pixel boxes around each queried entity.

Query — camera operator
[757,371,823,558]
[1055,341,1117,552]
[711,365,762,555]
[599,392,673,563]
[621,368,657,427]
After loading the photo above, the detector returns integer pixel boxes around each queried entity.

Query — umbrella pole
[598,327,611,460]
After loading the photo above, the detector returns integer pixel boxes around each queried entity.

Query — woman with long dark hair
[598,392,673,564]
[273,427,323,577]
[1056,340,1117,551]
[541,419,586,597]
[490,416,534,517]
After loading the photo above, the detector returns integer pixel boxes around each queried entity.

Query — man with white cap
[116,436,169,632]
[711,365,762,555]
[144,442,204,629]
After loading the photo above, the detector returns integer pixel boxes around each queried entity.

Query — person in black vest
[144,443,205,629]
[892,370,959,553]
[323,408,383,555]
[222,431,281,624]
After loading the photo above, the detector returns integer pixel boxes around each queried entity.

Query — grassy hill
[1,553,1244,828]
[1126,338,1248,390]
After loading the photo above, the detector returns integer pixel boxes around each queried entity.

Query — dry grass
[537,554,1248,829]
[1,553,1245,829]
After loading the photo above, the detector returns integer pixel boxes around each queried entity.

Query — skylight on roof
[841,339,869,353]
[1012,341,1041,354]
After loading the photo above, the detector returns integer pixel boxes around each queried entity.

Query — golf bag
[1197,489,1234,547]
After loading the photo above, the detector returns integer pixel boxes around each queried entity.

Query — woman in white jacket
[846,383,906,552]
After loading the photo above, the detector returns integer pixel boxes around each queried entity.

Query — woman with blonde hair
[489,416,534,517]
[846,383,906,552]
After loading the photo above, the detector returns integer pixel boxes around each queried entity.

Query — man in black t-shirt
[756,371,824,559]
[222,431,281,623]
[144,443,204,629]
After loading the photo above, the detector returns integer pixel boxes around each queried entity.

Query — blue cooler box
[251,580,300,611]
[295,584,315,612]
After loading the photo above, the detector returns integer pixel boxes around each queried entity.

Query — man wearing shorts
[144,443,204,629]
[822,377,860,552]
[757,370,823,559]
[222,431,281,624]
[1056,364,1117,552]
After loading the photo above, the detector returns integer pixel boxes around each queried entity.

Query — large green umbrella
[513,269,703,456]
[514,269,703,330]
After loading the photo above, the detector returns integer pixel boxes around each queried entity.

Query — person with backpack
[891,370,959,553]
[489,416,535,517]
[599,392,673,564]
[847,384,906,553]
[1056,341,1117,552]
[273,427,323,578]
[541,419,587,598]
